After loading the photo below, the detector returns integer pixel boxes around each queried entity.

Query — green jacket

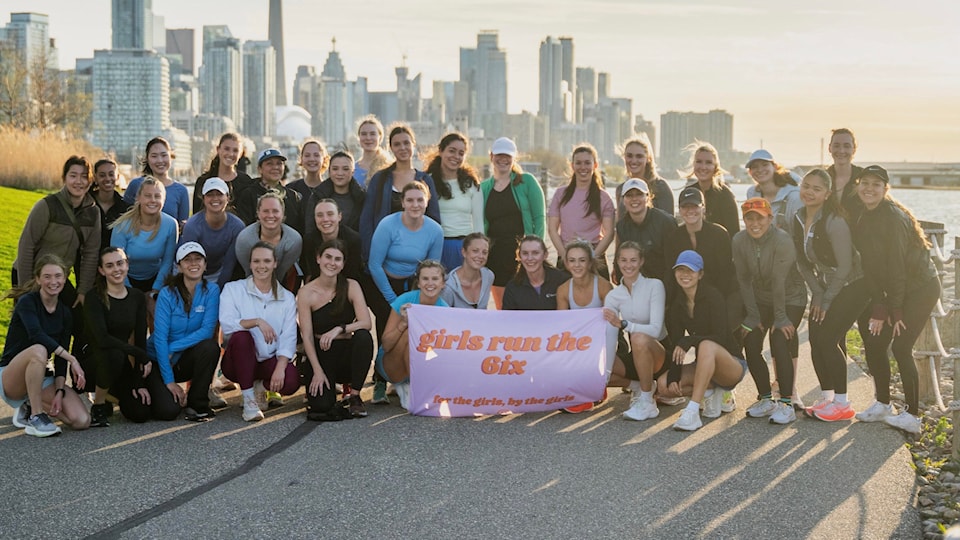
[480,172,545,238]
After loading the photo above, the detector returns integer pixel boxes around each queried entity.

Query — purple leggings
[221,331,300,395]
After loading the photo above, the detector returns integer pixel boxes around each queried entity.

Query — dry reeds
[0,127,105,191]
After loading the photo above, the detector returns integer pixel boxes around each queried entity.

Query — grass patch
[0,186,46,349]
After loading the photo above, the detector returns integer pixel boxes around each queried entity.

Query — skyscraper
[243,40,276,137]
[459,31,507,137]
[268,0,287,106]
[112,0,154,50]
[538,36,562,126]
[200,25,243,129]
[659,109,734,172]
[318,40,347,146]
[165,28,194,75]
[559,36,575,118]
[92,49,169,163]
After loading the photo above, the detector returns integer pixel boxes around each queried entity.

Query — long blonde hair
[111,176,166,241]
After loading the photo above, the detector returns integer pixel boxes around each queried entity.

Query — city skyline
[4,0,959,166]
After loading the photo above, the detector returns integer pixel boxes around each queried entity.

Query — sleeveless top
[568,276,602,309]
[311,297,357,335]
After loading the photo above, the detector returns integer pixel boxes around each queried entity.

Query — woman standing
[745,149,802,232]
[733,198,807,425]
[123,137,189,227]
[110,177,179,295]
[664,186,735,301]
[297,239,374,421]
[425,133,483,271]
[441,233,495,309]
[618,135,673,215]
[480,137,546,309]
[193,132,253,214]
[826,128,863,217]
[2,255,90,437]
[376,260,449,410]
[302,199,362,283]
[236,148,304,235]
[220,242,300,422]
[180,178,246,287]
[601,242,668,422]
[792,169,869,422]
[682,142,739,235]
[90,158,131,251]
[359,124,442,264]
[662,251,747,432]
[287,139,329,205]
[304,151,366,233]
[354,115,390,188]
[148,242,220,421]
[235,192,303,282]
[502,236,569,311]
[547,144,615,277]
[368,182,444,307]
[852,165,941,434]
[83,247,164,425]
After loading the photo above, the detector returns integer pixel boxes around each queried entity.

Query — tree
[0,46,91,135]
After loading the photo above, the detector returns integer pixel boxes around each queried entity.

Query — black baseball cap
[856,165,889,184]
[678,186,704,206]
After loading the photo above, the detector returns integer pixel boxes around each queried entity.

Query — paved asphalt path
[1,340,920,539]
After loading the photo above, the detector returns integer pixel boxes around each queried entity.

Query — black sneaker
[184,406,216,422]
[306,406,345,422]
[90,403,111,428]
[347,395,368,418]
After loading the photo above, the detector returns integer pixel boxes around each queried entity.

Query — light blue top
[110,212,179,290]
[354,164,369,188]
[390,289,449,313]
[123,176,191,224]
[368,212,443,303]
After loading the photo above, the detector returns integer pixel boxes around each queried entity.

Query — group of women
[2,123,937,438]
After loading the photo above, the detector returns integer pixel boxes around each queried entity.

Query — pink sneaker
[815,401,856,422]
[804,398,832,418]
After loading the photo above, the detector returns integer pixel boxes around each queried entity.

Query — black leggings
[808,278,871,395]
[149,338,220,419]
[299,329,374,412]
[860,276,940,414]
[744,304,805,399]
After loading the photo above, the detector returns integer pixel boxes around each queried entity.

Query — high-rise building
[659,109,734,173]
[112,0,153,50]
[292,65,315,111]
[575,66,596,123]
[200,25,242,129]
[459,31,507,137]
[243,40,276,138]
[635,114,657,156]
[92,49,169,163]
[597,72,610,100]
[395,62,421,123]
[0,12,58,70]
[165,28,194,75]
[538,36,562,126]
[268,0,287,106]
[559,37,575,121]
[317,40,347,146]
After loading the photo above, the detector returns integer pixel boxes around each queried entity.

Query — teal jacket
[480,172,545,238]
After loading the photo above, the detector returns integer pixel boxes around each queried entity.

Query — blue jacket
[359,168,441,263]
[148,281,220,384]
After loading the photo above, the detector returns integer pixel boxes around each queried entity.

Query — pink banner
[406,305,608,417]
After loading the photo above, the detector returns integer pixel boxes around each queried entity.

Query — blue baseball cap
[257,148,286,166]
[673,250,704,272]
[746,149,774,168]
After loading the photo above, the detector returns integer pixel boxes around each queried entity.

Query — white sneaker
[884,410,921,434]
[856,401,894,422]
[242,397,264,422]
[746,398,778,418]
[394,382,411,411]
[702,391,723,419]
[252,380,268,412]
[720,391,736,413]
[791,395,806,412]
[769,401,797,424]
[208,387,227,409]
[12,402,31,428]
[623,396,659,421]
[673,408,702,431]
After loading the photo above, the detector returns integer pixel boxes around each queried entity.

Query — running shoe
[720,391,737,413]
[657,395,686,406]
[208,387,227,409]
[371,380,390,405]
[24,413,61,437]
[804,398,832,418]
[702,391,723,419]
[347,395,368,418]
[594,388,608,407]
[769,402,797,425]
[856,401,894,422]
[253,380,268,411]
[884,410,921,435]
[90,403,111,428]
[791,395,806,412]
[623,396,659,421]
[563,402,594,414]
[673,408,702,431]
[266,391,283,408]
[12,402,31,428]
[184,406,215,422]
[746,398,777,418]
[394,382,411,411]
[814,401,856,422]
[242,397,264,422]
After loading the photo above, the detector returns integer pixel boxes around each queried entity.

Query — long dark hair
[558,144,604,220]
[315,239,349,314]
[426,133,479,199]
[199,132,244,181]
[141,137,174,176]
[94,246,127,308]
[163,257,208,314]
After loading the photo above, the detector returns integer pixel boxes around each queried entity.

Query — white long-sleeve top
[603,275,667,340]
[219,276,297,361]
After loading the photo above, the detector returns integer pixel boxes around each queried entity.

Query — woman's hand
[70,359,86,391]
[140,361,152,379]
[269,363,286,393]
[50,390,63,417]
[257,319,277,343]
[778,324,796,341]
[602,308,620,329]
[318,328,341,351]
[667,381,682,397]
[672,346,687,365]
[809,304,825,324]
[132,387,151,405]
[892,319,906,337]
[309,370,330,397]
[868,317,885,336]
[167,382,186,406]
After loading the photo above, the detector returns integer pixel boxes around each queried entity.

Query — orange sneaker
[563,401,594,414]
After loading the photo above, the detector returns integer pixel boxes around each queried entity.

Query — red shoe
[594,389,608,407]
[563,401,594,414]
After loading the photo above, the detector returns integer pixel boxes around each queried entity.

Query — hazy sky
[6,0,960,165]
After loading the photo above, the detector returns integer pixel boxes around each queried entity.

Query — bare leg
[630,333,664,393]
[382,330,411,383]
[42,386,91,430]
[1,344,49,414]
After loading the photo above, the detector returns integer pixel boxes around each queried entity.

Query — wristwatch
[620,320,628,330]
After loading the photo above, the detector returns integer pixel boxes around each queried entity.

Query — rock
[919,476,932,485]
[920,496,935,506]
[943,472,956,483]
[943,509,960,520]
[921,509,940,519]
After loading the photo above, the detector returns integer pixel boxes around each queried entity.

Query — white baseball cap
[202,177,229,195]
[490,137,518,157]
[176,241,206,263]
